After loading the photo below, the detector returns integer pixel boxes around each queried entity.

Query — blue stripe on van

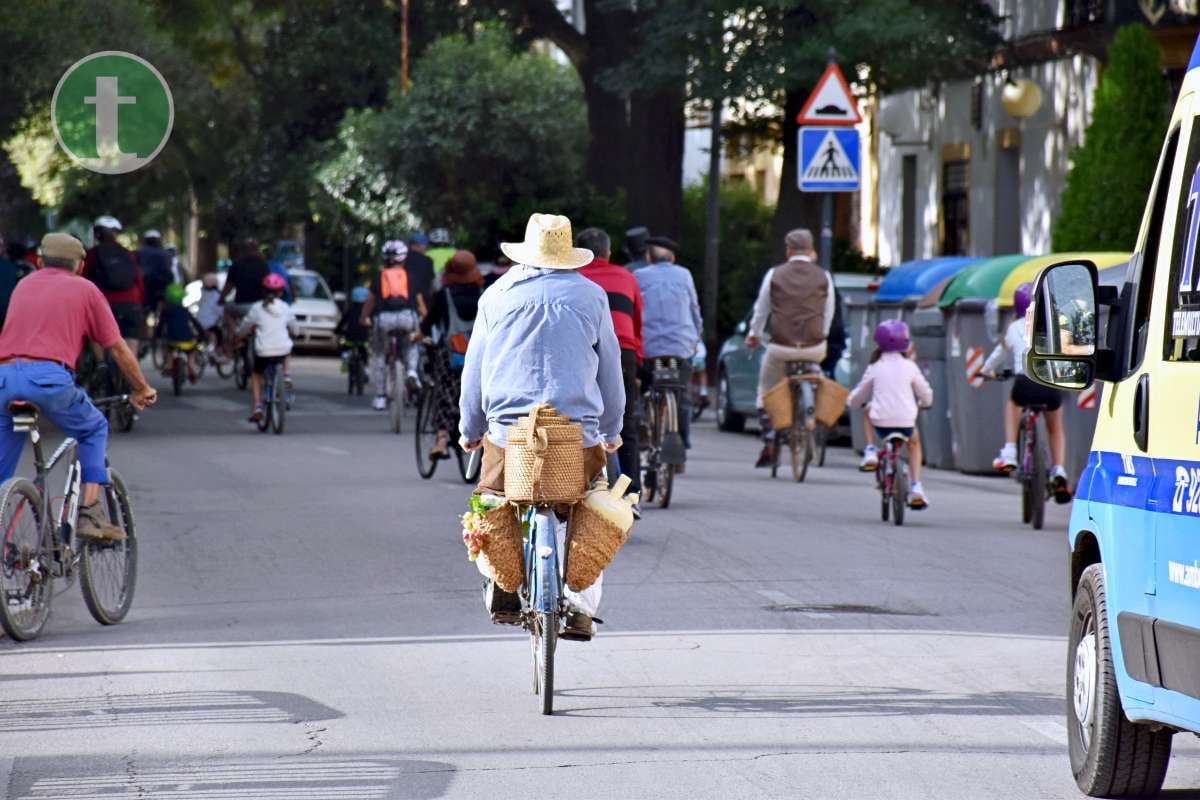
[1191,33,1200,72]
[1078,451,1200,519]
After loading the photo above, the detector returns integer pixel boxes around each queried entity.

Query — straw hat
[500,213,593,270]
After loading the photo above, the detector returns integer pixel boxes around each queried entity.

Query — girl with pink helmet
[847,319,934,508]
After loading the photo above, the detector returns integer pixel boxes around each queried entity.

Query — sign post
[797,55,862,271]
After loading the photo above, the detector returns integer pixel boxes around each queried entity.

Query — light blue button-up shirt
[636,261,703,359]
[459,265,625,448]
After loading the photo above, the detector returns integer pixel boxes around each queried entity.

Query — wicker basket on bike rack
[762,378,794,430]
[565,475,637,592]
[476,504,525,592]
[504,404,586,504]
[814,377,849,428]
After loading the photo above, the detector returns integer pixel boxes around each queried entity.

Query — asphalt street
[1,356,1198,799]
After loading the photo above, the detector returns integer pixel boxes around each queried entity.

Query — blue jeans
[0,360,110,485]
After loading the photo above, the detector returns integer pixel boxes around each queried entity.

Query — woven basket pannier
[566,503,629,592]
[476,504,524,592]
[814,377,849,428]
[504,404,586,503]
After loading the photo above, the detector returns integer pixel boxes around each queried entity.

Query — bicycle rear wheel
[1031,441,1047,530]
[235,348,250,390]
[172,355,185,396]
[150,338,166,371]
[790,424,811,483]
[414,388,438,479]
[892,464,908,527]
[80,469,138,625]
[880,467,890,522]
[389,362,402,434]
[653,395,675,509]
[271,368,286,434]
[0,478,52,641]
[815,424,829,467]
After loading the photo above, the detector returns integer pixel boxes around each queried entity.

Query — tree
[339,28,590,252]
[1053,24,1167,252]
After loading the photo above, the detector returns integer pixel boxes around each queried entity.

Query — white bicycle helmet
[429,228,451,246]
[94,215,123,231]
[383,239,408,259]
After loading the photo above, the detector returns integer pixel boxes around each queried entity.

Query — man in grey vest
[745,229,836,468]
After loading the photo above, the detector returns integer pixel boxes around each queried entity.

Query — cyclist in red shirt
[81,216,145,354]
[0,233,156,539]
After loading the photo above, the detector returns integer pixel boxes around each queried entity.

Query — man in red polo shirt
[578,227,644,506]
[0,233,156,539]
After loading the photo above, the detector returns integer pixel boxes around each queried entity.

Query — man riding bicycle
[635,235,702,467]
[459,213,624,640]
[218,239,271,355]
[82,216,144,354]
[0,233,156,540]
[745,229,835,468]
[362,240,420,411]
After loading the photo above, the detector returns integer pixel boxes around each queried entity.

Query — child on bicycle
[847,319,933,508]
[336,285,371,380]
[236,273,296,422]
[196,273,224,355]
[982,282,1071,502]
[159,283,206,382]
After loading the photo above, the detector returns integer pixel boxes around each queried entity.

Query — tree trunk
[626,89,685,239]
[771,88,824,262]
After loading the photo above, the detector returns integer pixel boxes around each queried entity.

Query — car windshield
[289,274,331,301]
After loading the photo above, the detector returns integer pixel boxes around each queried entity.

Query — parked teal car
[715,272,876,432]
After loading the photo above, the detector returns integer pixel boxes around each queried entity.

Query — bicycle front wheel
[790,425,811,483]
[535,610,557,715]
[1031,441,1047,530]
[80,469,138,625]
[271,369,286,434]
[172,355,185,396]
[0,478,52,641]
[414,388,438,479]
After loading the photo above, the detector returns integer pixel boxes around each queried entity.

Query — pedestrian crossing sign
[799,127,860,192]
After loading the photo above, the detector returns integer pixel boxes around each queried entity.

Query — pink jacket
[846,352,933,428]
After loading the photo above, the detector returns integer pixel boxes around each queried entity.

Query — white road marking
[1015,716,1069,746]
[315,445,351,456]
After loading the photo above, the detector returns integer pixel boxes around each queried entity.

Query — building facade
[867,0,1199,263]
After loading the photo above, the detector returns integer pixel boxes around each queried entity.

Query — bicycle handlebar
[91,394,131,408]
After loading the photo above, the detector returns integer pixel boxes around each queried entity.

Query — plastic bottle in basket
[582,474,638,536]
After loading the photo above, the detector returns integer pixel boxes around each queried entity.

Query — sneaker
[859,445,879,472]
[561,611,595,641]
[372,395,387,411]
[1051,466,1073,504]
[284,374,294,390]
[754,444,776,469]
[993,445,1018,473]
[405,370,421,392]
[249,405,264,422]
[77,501,125,541]
[484,579,521,625]
[909,481,929,509]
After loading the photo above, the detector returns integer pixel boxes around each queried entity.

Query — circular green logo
[52,51,174,175]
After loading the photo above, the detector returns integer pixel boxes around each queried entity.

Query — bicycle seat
[784,360,821,376]
[8,400,39,416]
[1023,403,1054,412]
[883,432,909,444]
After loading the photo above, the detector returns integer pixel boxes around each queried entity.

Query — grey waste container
[910,306,954,469]
[845,293,876,453]
[944,298,1010,474]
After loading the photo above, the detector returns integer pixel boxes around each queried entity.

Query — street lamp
[1001,78,1043,119]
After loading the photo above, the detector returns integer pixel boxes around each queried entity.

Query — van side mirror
[1026,260,1099,391]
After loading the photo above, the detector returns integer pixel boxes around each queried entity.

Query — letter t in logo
[84,77,136,159]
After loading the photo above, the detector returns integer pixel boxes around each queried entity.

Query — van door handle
[1133,374,1150,452]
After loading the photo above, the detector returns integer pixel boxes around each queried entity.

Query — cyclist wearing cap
[362,240,420,411]
[0,233,156,540]
[983,282,1072,502]
[82,216,145,354]
[236,273,297,422]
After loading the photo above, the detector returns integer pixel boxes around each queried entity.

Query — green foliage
[1053,24,1167,252]
[336,28,590,253]
[680,180,774,337]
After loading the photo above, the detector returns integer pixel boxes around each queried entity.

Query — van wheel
[716,370,745,433]
[1068,564,1172,797]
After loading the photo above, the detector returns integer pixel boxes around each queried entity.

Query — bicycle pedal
[490,612,522,626]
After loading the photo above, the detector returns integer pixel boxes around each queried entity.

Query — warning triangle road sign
[802,129,858,183]
[796,63,862,126]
